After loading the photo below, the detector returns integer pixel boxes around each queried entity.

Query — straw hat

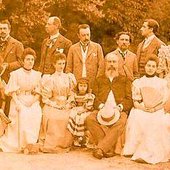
[97,105,120,126]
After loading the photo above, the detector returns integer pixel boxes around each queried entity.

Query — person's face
[145,60,157,76]
[105,54,119,72]
[78,27,91,45]
[78,83,88,95]
[23,55,35,70]
[116,34,130,51]
[45,18,58,35]
[0,23,10,39]
[140,22,153,37]
[54,59,66,72]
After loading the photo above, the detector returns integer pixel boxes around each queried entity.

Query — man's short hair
[115,31,133,43]
[0,19,11,30]
[144,19,159,33]
[50,16,62,29]
[78,24,90,34]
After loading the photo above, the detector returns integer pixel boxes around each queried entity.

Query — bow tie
[46,38,57,48]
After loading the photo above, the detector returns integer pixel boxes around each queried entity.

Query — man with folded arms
[85,53,133,159]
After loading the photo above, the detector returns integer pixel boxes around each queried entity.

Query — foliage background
[1,0,170,64]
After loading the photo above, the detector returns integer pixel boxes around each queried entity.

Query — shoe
[93,148,104,159]
[104,152,116,158]
[74,138,81,147]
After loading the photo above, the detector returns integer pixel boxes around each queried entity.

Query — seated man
[85,53,133,159]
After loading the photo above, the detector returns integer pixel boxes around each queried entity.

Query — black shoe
[93,148,104,159]
[104,152,116,158]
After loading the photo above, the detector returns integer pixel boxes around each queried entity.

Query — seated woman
[0,48,42,153]
[39,53,76,153]
[123,55,170,164]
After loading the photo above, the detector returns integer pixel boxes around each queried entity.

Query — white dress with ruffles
[0,68,42,152]
[123,76,170,164]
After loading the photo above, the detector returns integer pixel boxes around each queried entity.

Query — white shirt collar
[117,48,128,55]
[144,34,155,42]
[50,33,60,40]
[143,34,155,49]
[1,35,10,41]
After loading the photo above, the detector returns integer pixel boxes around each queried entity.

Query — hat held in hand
[97,104,120,126]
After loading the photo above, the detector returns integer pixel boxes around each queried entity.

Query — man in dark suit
[66,24,104,86]
[0,19,24,83]
[137,19,165,76]
[0,19,24,115]
[39,16,72,74]
[85,53,133,159]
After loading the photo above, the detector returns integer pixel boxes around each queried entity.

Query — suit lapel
[76,42,83,62]
[3,37,15,60]
[86,42,93,60]
[47,34,62,56]
[115,49,126,64]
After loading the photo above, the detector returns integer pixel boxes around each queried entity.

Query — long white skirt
[0,98,42,153]
[123,108,170,164]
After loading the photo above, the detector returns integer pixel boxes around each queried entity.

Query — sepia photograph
[0,0,170,169]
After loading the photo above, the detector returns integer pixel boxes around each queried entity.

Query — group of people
[0,16,170,165]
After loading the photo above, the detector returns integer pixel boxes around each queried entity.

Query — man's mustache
[107,66,116,71]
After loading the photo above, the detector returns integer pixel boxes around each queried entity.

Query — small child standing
[67,78,95,146]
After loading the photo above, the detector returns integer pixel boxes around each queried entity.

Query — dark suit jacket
[0,36,24,82]
[39,34,72,74]
[66,41,104,85]
[137,36,165,76]
[93,75,133,113]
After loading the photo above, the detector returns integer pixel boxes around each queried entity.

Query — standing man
[0,19,24,83]
[0,19,24,115]
[85,53,133,159]
[137,19,165,76]
[39,16,72,74]
[66,24,104,86]
[107,31,138,81]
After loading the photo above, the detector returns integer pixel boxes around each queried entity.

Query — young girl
[67,78,95,147]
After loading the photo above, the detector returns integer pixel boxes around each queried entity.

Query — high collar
[117,48,128,54]
[54,70,63,76]
[50,32,60,40]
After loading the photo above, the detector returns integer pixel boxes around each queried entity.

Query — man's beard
[106,66,118,78]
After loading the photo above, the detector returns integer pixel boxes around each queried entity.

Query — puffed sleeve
[132,79,142,101]
[34,71,42,94]
[162,79,169,104]
[67,73,77,90]
[40,74,53,103]
[5,71,20,96]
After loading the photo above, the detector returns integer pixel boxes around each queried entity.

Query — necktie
[0,40,7,52]
[46,38,57,48]
[119,51,126,60]
[82,44,87,52]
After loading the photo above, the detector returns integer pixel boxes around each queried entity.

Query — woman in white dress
[39,53,76,153]
[123,55,170,164]
[0,48,42,153]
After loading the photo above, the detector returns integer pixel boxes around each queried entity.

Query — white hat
[97,105,120,126]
